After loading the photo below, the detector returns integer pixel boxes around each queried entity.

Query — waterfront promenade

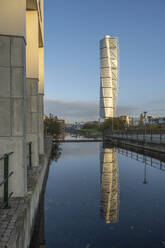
[104,130,165,154]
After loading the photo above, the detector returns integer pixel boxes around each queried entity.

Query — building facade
[100,35,118,120]
[0,0,44,196]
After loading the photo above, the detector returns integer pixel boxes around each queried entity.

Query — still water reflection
[100,145,119,224]
[33,141,165,248]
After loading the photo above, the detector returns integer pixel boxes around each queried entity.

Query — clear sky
[44,0,165,122]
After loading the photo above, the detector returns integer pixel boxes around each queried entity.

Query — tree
[139,113,144,127]
[50,142,62,162]
[100,117,127,131]
[44,114,62,136]
[82,121,99,130]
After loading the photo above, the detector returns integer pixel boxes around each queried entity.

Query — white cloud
[44,98,99,122]
[116,105,140,116]
[44,98,165,123]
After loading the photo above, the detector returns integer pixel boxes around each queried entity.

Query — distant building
[146,115,154,124]
[71,123,83,131]
[158,118,165,125]
[100,35,118,120]
[152,117,165,125]
[119,115,130,126]
[129,115,165,127]
[142,115,165,126]
[129,117,140,127]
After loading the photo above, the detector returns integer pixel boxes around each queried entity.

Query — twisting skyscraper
[100,35,118,119]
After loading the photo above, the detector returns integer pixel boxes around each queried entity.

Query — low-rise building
[129,117,140,127]
[119,115,130,126]
[157,117,165,125]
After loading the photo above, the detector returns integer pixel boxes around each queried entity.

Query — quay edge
[0,136,52,248]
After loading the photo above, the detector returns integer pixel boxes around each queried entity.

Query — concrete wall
[38,94,44,154]
[26,11,39,78]
[26,5,45,161]
[26,78,39,166]
[0,35,27,196]
[39,47,44,94]
[0,1,26,38]
[38,47,44,155]
[0,0,45,196]
[6,137,52,248]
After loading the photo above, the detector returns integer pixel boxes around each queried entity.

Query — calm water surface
[44,141,165,248]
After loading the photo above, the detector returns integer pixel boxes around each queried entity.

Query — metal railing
[108,130,165,145]
[27,142,32,168]
[0,152,14,209]
[118,148,165,172]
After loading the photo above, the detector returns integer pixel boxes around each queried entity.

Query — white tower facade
[100,35,118,119]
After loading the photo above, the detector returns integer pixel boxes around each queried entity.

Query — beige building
[0,0,44,196]
[119,115,130,126]
[100,145,119,223]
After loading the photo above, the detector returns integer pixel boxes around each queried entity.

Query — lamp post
[143,111,148,142]
[143,111,147,123]
[143,113,148,184]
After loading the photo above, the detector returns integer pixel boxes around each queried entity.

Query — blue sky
[44,0,165,122]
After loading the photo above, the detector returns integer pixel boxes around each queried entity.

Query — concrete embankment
[0,136,52,248]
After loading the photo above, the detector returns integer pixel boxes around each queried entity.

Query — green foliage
[50,143,62,162]
[100,117,127,131]
[139,113,144,127]
[128,123,164,131]
[44,113,62,137]
[82,121,99,130]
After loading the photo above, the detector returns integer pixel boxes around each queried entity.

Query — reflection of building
[100,145,119,223]
[100,35,118,120]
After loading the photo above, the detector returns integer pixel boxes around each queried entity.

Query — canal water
[37,140,165,247]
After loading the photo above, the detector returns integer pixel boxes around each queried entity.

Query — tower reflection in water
[100,144,119,224]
